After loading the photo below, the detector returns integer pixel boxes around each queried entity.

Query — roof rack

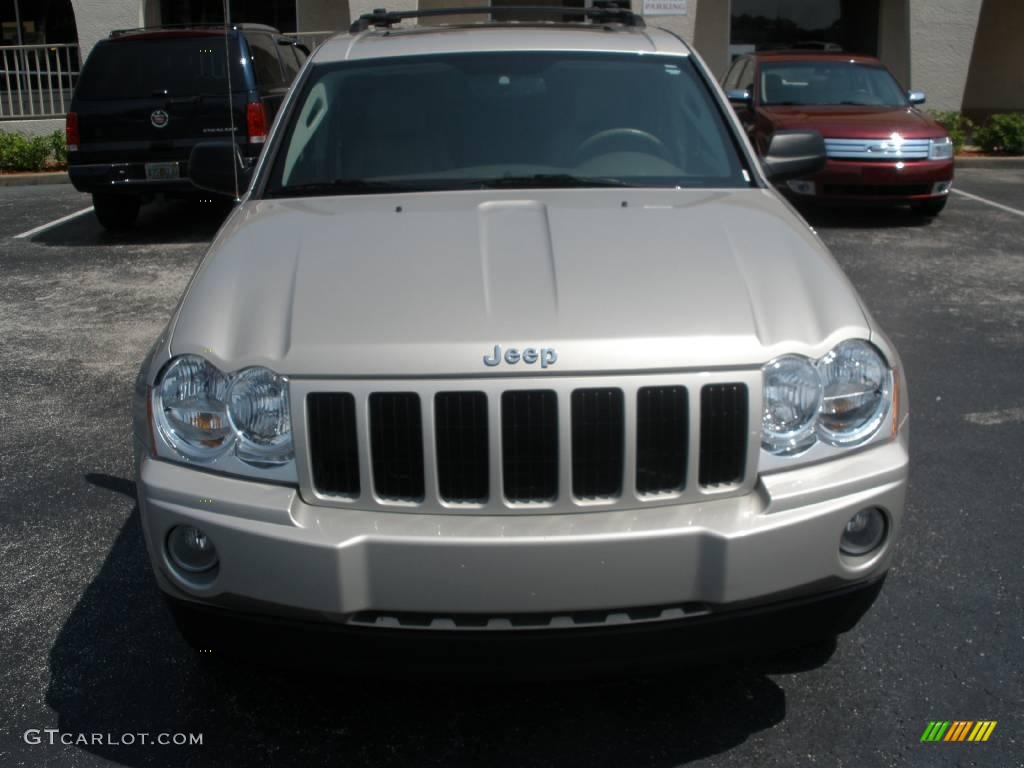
[109,22,280,38]
[349,2,644,33]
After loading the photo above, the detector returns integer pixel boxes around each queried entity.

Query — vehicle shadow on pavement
[46,474,834,767]
[30,198,233,248]
[798,204,938,230]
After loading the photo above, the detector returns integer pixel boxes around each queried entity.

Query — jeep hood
[170,188,870,377]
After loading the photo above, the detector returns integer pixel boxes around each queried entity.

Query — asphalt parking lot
[1,168,1021,768]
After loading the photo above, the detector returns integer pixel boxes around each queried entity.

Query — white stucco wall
[0,118,64,137]
[909,0,984,111]
[69,0,142,63]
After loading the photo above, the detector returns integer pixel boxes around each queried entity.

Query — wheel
[912,197,947,217]
[92,193,141,231]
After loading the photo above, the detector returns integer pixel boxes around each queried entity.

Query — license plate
[145,162,180,181]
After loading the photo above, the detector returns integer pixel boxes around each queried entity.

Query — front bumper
[137,427,908,630]
[787,158,954,203]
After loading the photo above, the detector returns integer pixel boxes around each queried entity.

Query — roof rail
[109,22,280,38]
[349,2,644,33]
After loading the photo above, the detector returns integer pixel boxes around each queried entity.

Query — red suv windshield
[760,61,907,108]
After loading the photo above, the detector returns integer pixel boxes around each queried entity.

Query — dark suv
[67,24,307,230]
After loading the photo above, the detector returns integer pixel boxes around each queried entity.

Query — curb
[0,171,69,187]
[956,156,1024,169]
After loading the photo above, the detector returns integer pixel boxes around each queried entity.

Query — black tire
[92,193,141,231]
[912,197,947,217]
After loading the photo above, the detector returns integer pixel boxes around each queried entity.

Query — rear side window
[247,34,285,87]
[75,37,244,99]
[278,42,301,81]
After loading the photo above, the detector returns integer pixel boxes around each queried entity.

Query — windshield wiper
[481,174,637,189]
[270,178,432,197]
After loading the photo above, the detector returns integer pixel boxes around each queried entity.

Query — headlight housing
[816,340,892,447]
[153,356,293,471]
[227,366,293,465]
[762,355,822,455]
[154,355,232,459]
[762,340,894,456]
[929,136,954,161]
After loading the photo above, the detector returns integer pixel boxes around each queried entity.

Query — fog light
[786,180,816,196]
[932,181,952,195]
[840,508,887,556]
[167,525,219,573]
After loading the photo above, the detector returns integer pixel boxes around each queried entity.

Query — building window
[731,0,880,59]
[160,0,297,33]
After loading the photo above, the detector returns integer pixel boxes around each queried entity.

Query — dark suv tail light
[66,112,79,152]
[246,101,268,144]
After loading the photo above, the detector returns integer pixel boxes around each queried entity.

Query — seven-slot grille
[304,380,752,509]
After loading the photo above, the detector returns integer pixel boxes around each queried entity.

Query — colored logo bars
[921,721,997,742]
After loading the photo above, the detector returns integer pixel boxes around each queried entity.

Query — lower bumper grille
[299,373,757,512]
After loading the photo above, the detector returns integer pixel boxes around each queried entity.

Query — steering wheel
[574,128,670,163]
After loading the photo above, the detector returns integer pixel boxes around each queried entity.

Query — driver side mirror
[727,89,752,108]
[761,130,826,183]
[189,141,253,198]
[908,90,926,105]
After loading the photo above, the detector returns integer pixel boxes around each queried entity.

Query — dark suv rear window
[76,36,244,100]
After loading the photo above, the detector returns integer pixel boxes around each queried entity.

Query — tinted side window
[278,42,301,81]
[247,34,285,87]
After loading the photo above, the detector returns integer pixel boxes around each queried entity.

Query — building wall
[690,0,731,79]
[908,0,983,112]
[69,0,141,62]
[962,0,1024,114]
[296,0,350,31]
[877,0,910,88]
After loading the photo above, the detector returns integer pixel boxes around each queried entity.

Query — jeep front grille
[635,385,688,494]
[307,392,360,497]
[297,373,758,513]
[434,391,489,503]
[502,390,559,502]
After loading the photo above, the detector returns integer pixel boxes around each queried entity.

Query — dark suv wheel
[92,193,141,231]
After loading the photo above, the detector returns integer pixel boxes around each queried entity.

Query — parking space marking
[13,206,95,240]
[952,188,1024,219]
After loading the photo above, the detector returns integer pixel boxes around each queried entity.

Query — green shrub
[974,113,1024,155]
[49,129,67,164]
[0,129,57,171]
[928,110,974,153]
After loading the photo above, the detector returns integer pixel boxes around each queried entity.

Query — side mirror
[189,141,253,198]
[908,90,926,105]
[762,130,826,183]
[727,89,752,108]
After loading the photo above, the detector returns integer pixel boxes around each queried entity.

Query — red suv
[722,51,953,216]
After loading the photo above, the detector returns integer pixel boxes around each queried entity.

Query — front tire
[912,197,947,217]
[92,193,141,231]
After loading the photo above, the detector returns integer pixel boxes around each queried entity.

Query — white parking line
[13,206,95,239]
[952,188,1024,218]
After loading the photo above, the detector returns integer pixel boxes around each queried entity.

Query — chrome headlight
[227,367,293,465]
[762,355,823,455]
[154,355,232,459]
[816,340,892,447]
[762,340,894,456]
[153,356,293,468]
[929,136,953,160]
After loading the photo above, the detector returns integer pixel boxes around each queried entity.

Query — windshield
[760,61,908,107]
[76,37,244,99]
[265,52,750,197]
